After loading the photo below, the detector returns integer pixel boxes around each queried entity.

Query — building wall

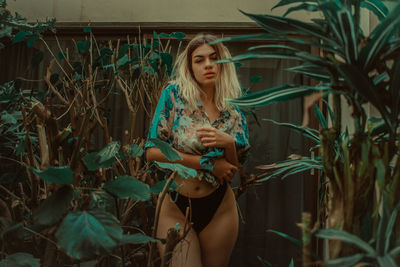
[7,0,319,23]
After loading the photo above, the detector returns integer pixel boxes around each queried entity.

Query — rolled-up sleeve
[145,85,175,149]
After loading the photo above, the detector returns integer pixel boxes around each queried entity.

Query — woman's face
[191,44,219,89]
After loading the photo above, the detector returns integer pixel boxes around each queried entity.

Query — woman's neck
[200,85,215,104]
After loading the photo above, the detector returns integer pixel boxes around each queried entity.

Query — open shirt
[145,84,250,187]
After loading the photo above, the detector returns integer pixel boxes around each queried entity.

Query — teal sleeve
[145,86,174,149]
[233,106,250,166]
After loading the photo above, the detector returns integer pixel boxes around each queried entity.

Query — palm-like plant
[214,0,400,264]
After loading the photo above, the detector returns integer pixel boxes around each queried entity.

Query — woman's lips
[204,73,215,78]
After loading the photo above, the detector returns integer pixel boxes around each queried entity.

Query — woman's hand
[212,158,238,184]
[197,127,235,148]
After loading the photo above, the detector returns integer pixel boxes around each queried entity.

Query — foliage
[215,0,400,265]
[0,0,56,49]
[0,3,187,264]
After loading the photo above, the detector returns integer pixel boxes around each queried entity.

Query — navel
[194,186,200,191]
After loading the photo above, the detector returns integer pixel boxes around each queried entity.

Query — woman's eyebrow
[193,52,217,58]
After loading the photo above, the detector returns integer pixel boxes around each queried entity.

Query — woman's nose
[205,58,212,68]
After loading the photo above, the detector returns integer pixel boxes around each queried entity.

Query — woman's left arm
[196,127,239,167]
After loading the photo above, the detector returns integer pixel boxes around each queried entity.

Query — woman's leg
[198,184,239,267]
[157,194,203,267]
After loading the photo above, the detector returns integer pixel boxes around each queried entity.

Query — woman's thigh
[157,194,202,267]
[198,185,239,267]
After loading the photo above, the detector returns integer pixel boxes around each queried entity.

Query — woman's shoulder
[163,83,180,96]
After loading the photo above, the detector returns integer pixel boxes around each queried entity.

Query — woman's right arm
[146,147,237,183]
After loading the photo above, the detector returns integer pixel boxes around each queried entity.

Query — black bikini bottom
[169,181,227,233]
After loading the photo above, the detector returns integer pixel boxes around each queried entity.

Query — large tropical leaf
[359,2,400,69]
[324,253,364,267]
[226,84,330,107]
[83,141,121,171]
[103,175,151,201]
[155,161,197,179]
[31,166,73,185]
[316,228,376,255]
[262,118,320,143]
[267,229,303,247]
[148,138,182,162]
[337,8,358,63]
[239,9,338,47]
[282,3,319,17]
[150,179,178,194]
[33,185,73,226]
[286,63,331,82]
[55,210,122,260]
[377,255,398,267]
[360,0,388,21]
[337,64,393,133]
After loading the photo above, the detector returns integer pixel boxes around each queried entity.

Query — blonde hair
[171,33,242,111]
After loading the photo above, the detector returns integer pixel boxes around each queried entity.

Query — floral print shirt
[145,84,250,187]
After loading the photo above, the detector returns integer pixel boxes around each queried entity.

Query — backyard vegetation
[1,0,400,266]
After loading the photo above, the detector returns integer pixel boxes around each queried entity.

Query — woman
[145,33,250,267]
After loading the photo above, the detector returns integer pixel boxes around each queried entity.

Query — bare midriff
[173,175,217,198]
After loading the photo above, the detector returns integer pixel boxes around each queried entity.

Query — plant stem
[147,172,176,267]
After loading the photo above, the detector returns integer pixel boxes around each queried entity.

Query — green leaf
[337,8,358,63]
[103,175,151,201]
[239,10,337,47]
[31,166,73,185]
[124,144,144,157]
[31,50,44,66]
[324,253,364,267]
[26,34,39,48]
[148,138,182,161]
[377,255,398,267]
[159,32,186,40]
[282,3,318,17]
[267,229,303,247]
[121,233,158,244]
[289,258,294,267]
[55,210,122,260]
[286,63,330,82]
[83,26,92,33]
[33,185,73,226]
[385,203,400,254]
[359,2,400,69]
[262,118,320,143]
[83,141,121,171]
[13,31,30,43]
[314,103,327,129]
[150,179,178,194]
[155,161,197,179]
[316,228,375,255]
[117,54,129,67]
[361,0,388,21]
[337,64,393,133]
[77,39,90,53]
[89,191,116,214]
[226,84,329,107]
[0,252,39,267]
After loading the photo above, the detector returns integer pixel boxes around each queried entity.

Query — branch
[44,59,69,105]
